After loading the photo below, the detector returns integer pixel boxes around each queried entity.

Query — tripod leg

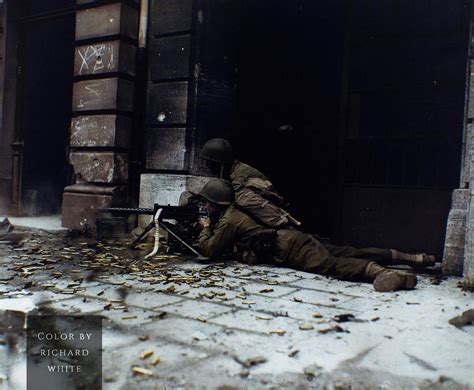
[131,221,155,247]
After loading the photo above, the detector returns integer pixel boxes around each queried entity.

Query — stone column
[443,9,474,289]
[139,0,241,210]
[62,1,139,230]
[462,59,474,288]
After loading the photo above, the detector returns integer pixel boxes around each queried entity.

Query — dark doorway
[234,0,347,237]
[17,0,75,215]
[234,0,470,258]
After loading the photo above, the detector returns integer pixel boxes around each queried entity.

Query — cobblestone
[0,227,473,389]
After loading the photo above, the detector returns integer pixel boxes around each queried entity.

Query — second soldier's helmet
[199,179,235,205]
[199,138,233,164]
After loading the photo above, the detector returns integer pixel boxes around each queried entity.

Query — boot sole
[374,271,417,292]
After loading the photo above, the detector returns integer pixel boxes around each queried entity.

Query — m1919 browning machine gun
[99,204,208,259]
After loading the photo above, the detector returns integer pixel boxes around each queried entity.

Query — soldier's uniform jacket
[229,160,269,187]
[198,204,328,266]
[198,204,390,281]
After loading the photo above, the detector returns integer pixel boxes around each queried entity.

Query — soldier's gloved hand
[198,217,211,228]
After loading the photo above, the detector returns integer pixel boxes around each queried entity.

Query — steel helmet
[199,138,234,164]
[199,179,235,205]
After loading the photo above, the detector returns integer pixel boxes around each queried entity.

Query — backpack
[234,177,301,228]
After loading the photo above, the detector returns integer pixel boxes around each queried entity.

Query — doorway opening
[234,0,470,257]
[15,0,75,215]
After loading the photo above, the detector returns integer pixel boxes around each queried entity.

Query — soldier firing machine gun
[99,204,208,259]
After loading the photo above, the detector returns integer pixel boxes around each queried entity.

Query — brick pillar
[62,2,139,230]
[139,0,241,210]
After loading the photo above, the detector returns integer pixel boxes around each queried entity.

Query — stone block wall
[444,12,474,289]
[62,1,139,230]
[139,0,241,210]
[462,56,474,287]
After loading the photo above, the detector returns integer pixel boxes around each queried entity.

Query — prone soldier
[196,179,435,292]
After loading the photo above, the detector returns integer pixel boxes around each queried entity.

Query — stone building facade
[0,0,472,288]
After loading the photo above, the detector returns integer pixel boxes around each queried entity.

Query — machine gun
[99,204,207,258]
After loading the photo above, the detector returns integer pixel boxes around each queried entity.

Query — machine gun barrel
[99,207,155,214]
[98,203,208,258]
[99,204,207,220]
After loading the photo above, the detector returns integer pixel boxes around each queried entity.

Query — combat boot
[390,249,435,268]
[364,262,417,292]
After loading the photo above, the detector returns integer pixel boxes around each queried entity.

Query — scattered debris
[140,351,154,360]
[239,369,250,378]
[269,329,286,335]
[303,363,323,378]
[256,315,272,321]
[318,325,348,334]
[288,348,299,357]
[192,331,208,341]
[234,355,267,368]
[151,356,161,365]
[132,366,154,376]
[403,352,437,371]
[299,324,314,330]
[449,309,474,328]
[259,288,274,293]
[293,297,303,302]
[333,314,356,323]
[312,312,323,318]
[429,275,443,285]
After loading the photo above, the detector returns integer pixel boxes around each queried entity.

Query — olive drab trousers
[273,230,392,281]
[199,205,393,282]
